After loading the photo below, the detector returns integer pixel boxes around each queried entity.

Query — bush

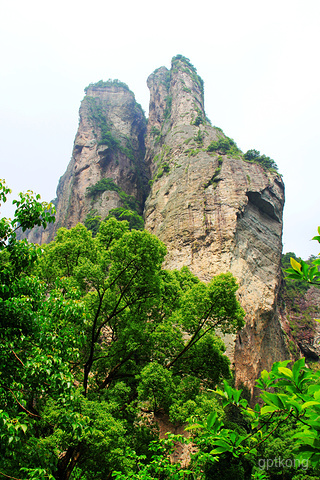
[244,149,278,171]
[86,178,120,197]
[207,137,240,156]
[164,96,172,119]
[86,179,138,211]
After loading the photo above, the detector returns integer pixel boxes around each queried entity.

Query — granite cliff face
[28,56,289,392]
[27,80,148,243]
[144,56,287,392]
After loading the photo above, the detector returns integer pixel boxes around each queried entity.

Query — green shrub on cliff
[85,178,138,211]
[86,177,120,197]
[207,136,241,156]
[164,95,172,119]
[244,149,278,171]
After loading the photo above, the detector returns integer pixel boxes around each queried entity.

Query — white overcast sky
[1,0,319,259]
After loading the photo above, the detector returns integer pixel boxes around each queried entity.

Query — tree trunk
[56,445,81,480]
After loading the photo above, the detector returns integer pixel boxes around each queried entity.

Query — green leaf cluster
[107,208,144,230]
[184,358,320,478]
[285,240,320,287]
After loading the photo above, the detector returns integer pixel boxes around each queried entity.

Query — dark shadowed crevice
[246,190,281,222]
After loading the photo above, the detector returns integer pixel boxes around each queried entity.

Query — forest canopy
[0,180,245,479]
[2,180,320,480]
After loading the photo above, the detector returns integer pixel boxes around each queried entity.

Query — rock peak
[144,57,287,395]
[27,78,148,243]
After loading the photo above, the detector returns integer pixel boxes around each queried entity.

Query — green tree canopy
[0,181,245,480]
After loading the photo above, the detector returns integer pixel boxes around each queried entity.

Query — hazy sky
[1,0,319,258]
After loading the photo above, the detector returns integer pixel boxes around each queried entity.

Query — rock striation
[28,56,289,393]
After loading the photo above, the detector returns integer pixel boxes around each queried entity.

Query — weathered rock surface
[27,81,148,243]
[143,56,288,393]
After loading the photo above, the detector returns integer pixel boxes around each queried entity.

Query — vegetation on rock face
[204,157,223,189]
[204,130,279,171]
[86,177,120,197]
[191,106,205,126]
[164,95,172,120]
[243,149,278,171]
[85,96,120,149]
[207,136,241,157]
[86,177,139,211]
[84,78,132,94]
[84,91,145,155]
[150,126,160,138]
[85,208,144,235]
[171,54,204,97]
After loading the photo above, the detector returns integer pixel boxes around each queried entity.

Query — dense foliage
[86,178,138,211]
[84,94,145,157]
[206,134,278,172]
[0,181,245,479]
[185,357,320,479]
[2,178,320,480]
[85,177,144,234]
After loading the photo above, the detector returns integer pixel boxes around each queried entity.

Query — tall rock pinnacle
[27,80,148,243]
[144,55,287,393]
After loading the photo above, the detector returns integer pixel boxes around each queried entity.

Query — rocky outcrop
[143,56,288,393]
[27,56,289,393]
[27,80,148,243]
